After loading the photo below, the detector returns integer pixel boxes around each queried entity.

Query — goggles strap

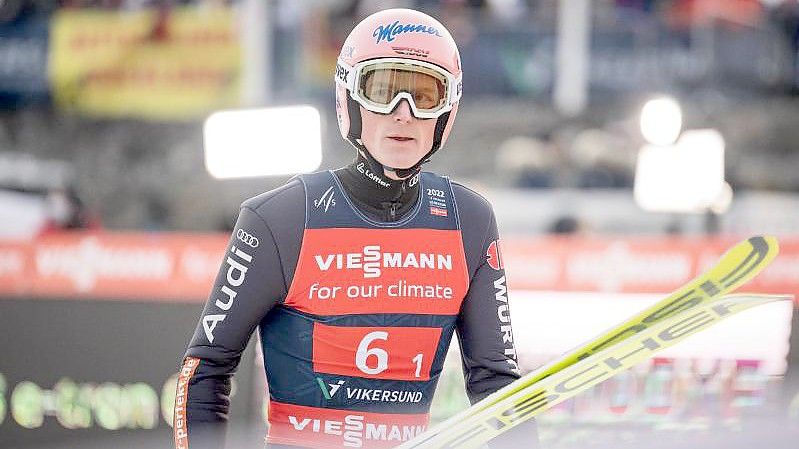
[335,60,356,90]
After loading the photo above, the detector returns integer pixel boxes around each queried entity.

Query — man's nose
[392,99,414,123]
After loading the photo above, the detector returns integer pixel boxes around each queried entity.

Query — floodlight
[634,129,726,213]
[640,96,682,146]
[204,106,322,179]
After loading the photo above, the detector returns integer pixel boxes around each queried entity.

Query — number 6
[356,331,389,375]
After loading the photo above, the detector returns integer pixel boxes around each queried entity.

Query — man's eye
[415,92,434,105]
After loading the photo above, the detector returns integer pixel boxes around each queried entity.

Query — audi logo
[236,229,260,248]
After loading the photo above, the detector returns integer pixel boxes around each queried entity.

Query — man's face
[358,72,439,179]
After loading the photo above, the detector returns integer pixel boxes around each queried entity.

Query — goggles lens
[358,62,448,113]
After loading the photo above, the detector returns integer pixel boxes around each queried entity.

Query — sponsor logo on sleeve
[236,229,259,248]
[202,241,254,343]
[486,239,504,271]
[494,275,520,375]
[173,357,200,449]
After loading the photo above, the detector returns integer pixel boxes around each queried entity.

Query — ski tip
[748,235,779,254]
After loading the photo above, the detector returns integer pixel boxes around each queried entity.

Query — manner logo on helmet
[373,21,443,44]
[486,239,504,271]
[236,229,259,248]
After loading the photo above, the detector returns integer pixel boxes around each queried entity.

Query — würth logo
[486,239,504,271]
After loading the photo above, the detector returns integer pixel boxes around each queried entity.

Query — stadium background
[1,1,798,448]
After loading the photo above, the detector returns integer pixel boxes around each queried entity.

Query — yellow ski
[408,293,791,449]
[401,236,781,449]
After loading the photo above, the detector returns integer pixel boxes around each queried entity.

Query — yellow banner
[49,7,241,119]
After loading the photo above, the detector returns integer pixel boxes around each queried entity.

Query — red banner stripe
[1,233,797,304]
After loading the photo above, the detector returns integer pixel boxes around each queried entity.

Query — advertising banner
[1,234,798,303]
[0,233,224,301]
[1,232,797,447]
[49,7,241,119]
[502,236,799,299]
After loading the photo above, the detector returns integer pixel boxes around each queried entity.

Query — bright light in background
[635,129,726,213]
[510,291,793,375]
[204,106,322,179]
[640,96,682,146]
[711,181,734,214]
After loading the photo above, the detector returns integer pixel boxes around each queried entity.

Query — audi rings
[236,229,260,248]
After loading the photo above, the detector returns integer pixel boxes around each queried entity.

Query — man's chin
[374,155,417,171]
[384,165,423,181]
[385,158,418,170]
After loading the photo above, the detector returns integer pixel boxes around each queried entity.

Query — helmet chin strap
[355,143,435,183]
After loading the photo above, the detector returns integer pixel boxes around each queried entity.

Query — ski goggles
[335,57,462,119]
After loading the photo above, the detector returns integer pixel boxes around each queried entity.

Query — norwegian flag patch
[430,207,448,217]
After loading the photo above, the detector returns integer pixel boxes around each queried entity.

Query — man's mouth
[388,136,414,142]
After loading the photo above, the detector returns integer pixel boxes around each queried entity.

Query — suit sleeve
[457,206,519,402]
[174,206,287,449]
[455,205,539,448]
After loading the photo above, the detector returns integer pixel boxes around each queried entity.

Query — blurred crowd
[0,0,798,234]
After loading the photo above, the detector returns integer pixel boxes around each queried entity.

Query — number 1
[413,353,423,378]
